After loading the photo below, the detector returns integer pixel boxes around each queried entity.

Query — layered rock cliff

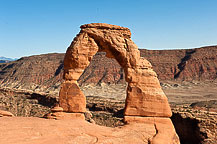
[141,46,217,81]
[0,46,216,92]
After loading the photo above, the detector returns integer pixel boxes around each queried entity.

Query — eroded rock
[124,116,180,144]
[0,110,14,117]
[51,106,63,112]
[59,81,86,112]
[60,23,172,117]
[58,23,179,143]
[44,112,85,120]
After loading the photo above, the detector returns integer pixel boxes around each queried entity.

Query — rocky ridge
[0,46,216,92]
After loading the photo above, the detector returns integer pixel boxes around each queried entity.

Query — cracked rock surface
[0,117,161,144]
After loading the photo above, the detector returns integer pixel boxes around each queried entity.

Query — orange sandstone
[60,23,172,117]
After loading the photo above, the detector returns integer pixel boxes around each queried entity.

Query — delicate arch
[59,23,172,117]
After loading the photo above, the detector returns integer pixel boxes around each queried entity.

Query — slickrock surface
[124,116,179,144]
[0,117,178,144]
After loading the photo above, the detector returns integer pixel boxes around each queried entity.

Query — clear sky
[0,0,217,58]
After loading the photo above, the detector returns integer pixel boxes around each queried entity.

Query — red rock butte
[58,23,179,143]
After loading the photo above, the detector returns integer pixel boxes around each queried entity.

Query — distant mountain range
[0,57,17,63]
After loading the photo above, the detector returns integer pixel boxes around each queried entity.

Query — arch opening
[78,51,127,127]
[78,51,126,86]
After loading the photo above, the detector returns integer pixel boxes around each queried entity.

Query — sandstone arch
[59,23,172,118]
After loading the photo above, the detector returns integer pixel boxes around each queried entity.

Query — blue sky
[0,0,217,58]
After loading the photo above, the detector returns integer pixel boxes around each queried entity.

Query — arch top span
[59,23,172,117]
[80,23,130,31]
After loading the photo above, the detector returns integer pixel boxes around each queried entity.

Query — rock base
[124,116,180,144]
[0,110,14,117]
[44,112,85,120]
[59,82,86,112]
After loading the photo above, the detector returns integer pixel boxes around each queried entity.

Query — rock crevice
[174,49,197,79]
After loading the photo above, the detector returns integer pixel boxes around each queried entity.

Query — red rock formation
[59,81,86,112]
[60,23,172,117]
[57,23,179,143]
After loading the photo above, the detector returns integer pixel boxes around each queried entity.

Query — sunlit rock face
[60,23,171,116]
[59,23,179,144]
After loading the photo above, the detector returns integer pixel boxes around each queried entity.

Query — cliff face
[140,46,217,81]
[0,53,64,91]
[0,46,216,91]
